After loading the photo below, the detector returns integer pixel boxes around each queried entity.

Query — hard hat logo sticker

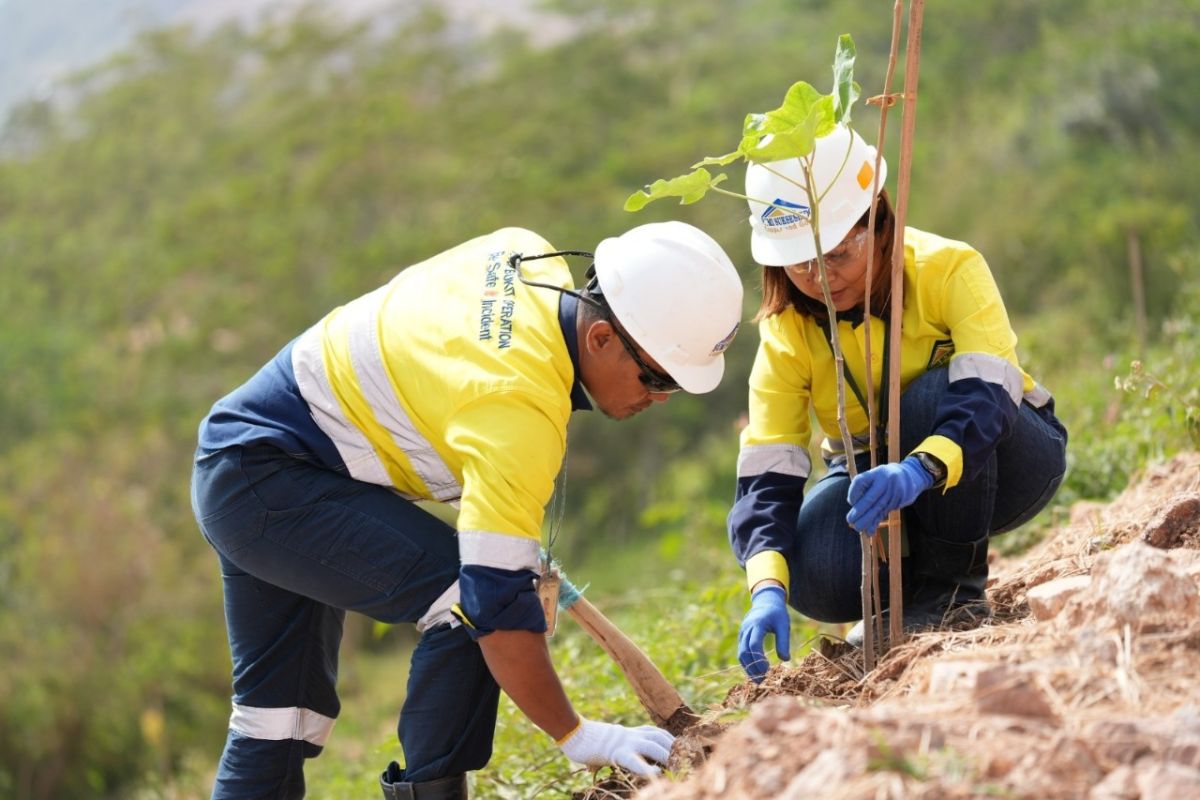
[760,198,811,232]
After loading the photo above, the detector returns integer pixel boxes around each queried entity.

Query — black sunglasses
[605,313,681,394]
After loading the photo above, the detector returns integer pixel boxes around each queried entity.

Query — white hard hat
[745,126,887,266]
[592,221,743,394]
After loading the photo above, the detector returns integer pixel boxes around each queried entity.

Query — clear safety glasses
[790,229,869,276]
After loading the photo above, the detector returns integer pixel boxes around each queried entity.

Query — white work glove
[557,716,675,776]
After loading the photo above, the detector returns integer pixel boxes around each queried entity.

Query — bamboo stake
[870,552,884,649]
[863,0,906,660]
[886,0,926,648]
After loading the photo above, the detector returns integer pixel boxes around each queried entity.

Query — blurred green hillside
[1,0,1197,797]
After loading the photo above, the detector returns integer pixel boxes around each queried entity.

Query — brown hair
[755,190,897,324]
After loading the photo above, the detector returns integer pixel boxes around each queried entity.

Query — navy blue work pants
[191,445,499,799]
[786,367,1068,622]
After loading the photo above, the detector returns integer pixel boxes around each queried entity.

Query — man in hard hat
[728,126,1068,680]
[190,222,743,799]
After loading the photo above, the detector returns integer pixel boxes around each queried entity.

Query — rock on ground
[575,453,1200,800]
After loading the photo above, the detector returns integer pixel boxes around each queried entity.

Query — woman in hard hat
[728,126,1068,681]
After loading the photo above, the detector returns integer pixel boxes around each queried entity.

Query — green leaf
[691,151,743,168]
[624,169,728,211]
[741,127,815,163]
[744,81,825,136]
[743,111,768,135]
[832,34,859,124]
[739,99,836,164]
[736,82,837,163]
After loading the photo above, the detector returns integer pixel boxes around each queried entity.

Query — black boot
[846,534,991,647]
[904,533,991,629]
[380,762,468,800]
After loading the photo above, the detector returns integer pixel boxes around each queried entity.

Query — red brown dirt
[579,452,1200,800]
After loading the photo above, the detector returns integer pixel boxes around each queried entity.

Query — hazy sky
[0,0,551,125]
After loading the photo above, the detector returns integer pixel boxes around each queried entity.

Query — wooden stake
[863,0,906,658]
[887,0,927,648]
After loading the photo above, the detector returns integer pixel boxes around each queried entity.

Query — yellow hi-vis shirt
[732,227,1053,593]
[290,227,579,634]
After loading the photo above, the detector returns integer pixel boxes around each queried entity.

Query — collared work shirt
[200,227,591,635]
[729,227,1052,593]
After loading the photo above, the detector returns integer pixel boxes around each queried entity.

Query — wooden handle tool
[552,568,697,734]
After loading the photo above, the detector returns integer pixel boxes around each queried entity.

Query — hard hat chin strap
[509,251,605,310]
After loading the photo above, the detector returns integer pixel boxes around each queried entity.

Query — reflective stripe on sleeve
[458,530,541,571]
[229,703,336,746]
[417,579,462,632]
[737,444,812,479]
[948,353,1023,405]
[1024,382,1052,408]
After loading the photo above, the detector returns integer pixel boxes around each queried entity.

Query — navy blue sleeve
[452,565,546,640]
[727,471,806,567]
[931,376,1019,483]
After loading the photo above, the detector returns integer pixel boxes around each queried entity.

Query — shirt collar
[837,306,867,327]
[559,294,593,412]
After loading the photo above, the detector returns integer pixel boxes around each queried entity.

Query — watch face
[918,453,946,480]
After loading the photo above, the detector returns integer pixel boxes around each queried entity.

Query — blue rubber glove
[846,455,934,534]
[737,585,791,683]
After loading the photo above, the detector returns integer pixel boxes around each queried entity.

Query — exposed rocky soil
[581,452,1200,800]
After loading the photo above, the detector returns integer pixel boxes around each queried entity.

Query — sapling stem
[798,156,878,671]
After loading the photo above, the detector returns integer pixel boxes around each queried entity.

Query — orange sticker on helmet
[856,161,874,189]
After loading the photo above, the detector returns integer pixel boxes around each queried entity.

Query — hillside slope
[597,452,1200,799]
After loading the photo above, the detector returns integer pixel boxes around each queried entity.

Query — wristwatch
[913,451,947,488]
